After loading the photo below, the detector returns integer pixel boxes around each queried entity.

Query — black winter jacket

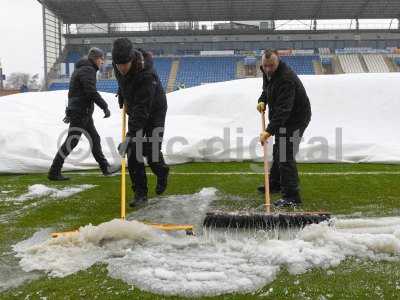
[114,58,167,135]
[258,61,311,135]
[67,58,108,115]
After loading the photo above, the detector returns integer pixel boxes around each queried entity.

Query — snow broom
[52,107,194,238]
[203,112,330,229]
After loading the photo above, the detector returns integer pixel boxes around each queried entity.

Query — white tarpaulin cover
[0,73,399,173]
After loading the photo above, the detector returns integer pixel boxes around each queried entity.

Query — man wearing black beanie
[112,38,169,208]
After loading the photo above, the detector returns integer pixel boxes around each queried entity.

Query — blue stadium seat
[153,57,172,90]
[96,80,118,93]
[49,80,119,93]
[48,82,69,91]
[280,55,319,75]
[175,56,240,87]
[66,51,81,63]
[320,57,332,65]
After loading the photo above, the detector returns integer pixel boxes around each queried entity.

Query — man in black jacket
[112,38,169,208]
[48,47,115,181]
[257,49,311,207]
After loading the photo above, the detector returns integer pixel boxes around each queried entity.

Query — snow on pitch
[11,184,96,202]
[12,188,400,297]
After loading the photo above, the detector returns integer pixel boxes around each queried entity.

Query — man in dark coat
[48,47,116,181]
[257,49,312,207]
[112,38,169,208]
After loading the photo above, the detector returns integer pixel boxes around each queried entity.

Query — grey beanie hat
[88,47,105,60]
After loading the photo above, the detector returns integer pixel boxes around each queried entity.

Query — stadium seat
[48,82,69,91]
[363,54,390,73]
[338,54,364,73]
[153,57,172,90]
[279,55,318,75]
[175,56,240,87]
[66,51,81,63]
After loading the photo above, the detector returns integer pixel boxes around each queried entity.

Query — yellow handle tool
[261,112,271,213]
[121,106,127,220]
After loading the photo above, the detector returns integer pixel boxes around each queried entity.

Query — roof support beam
[114,0,129,22]
[271,0,279,21]
[91,0,110,23]
[182,0,194,21]
[205,0,212,21]
[135,0,151,23]
[227,0,233,22]
[312,0,325,19]
[159,0,174,23]
[355,0,371,19]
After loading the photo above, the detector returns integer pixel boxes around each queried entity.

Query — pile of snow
[9,184,96,202]
[1,73,400,173]
[11,188,400,297]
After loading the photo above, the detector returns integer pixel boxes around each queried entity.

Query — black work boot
[155,168,169,195]
[273,193,302,208]
[129,193,148,208]
[48,168,70,181]
[101,164,120,176]
[257,185,281,194]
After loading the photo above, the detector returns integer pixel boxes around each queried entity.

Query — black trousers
[269,126,306,199]
[127,111,169,196]
[50,115,108,172]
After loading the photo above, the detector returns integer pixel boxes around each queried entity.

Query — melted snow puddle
[11,184,96,202]
[1,190,14,194]
[0,184,96,224]
[128,187,218,230]
[10,188,400,297]
[0,230,48,292]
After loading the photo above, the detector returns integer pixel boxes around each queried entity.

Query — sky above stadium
[0,0,43,79]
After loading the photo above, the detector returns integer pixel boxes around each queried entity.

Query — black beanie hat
[112,38,133,64]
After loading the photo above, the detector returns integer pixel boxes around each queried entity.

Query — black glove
[62,115,70,124]
[118,138,130,157]
[103,107,111,118]
[115,93,124,109]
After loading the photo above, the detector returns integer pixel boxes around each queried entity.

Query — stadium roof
[38,0,400,24]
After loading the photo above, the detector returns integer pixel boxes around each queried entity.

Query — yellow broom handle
[261,112,271,213]
[121,106,127,220]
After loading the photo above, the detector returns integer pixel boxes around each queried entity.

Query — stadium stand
[389,54,400,66]
[338,54,364,73]
[96,80,118,93]
[362,54,390,73]
[66,51,81,63]
[175,56,239,87]
[49,46,399,92]
[49,81,118,93]
[52,57,172,92]
[320,55,333,65]
[318,48,331,55]
[279,55,318,75]
[49,82,69,91]
[153,57,172,90]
